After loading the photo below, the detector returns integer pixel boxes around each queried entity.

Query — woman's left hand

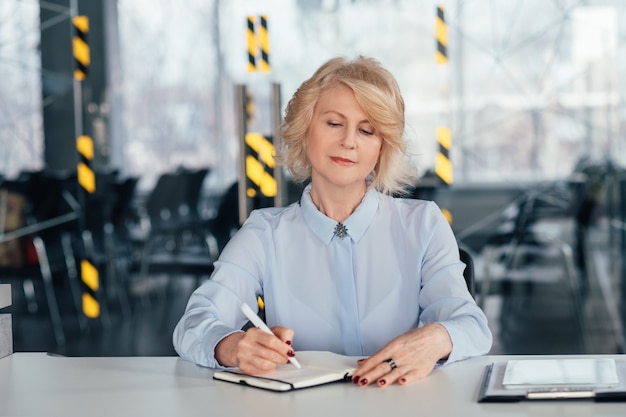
[351,323,453,387]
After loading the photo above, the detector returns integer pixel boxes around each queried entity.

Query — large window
[116,0,626,189]
[0,1,42,179]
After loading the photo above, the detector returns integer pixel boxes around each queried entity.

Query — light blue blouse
[173,185,492,368]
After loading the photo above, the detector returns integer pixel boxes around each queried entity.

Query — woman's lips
[331,156,355,166]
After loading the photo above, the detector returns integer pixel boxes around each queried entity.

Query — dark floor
[3,222,625,358]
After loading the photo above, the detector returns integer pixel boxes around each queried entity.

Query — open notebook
[213,351,358,392]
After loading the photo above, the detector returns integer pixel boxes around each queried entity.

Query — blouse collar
[300,183,379,245]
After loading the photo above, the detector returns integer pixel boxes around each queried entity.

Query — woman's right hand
[214,326,295,374]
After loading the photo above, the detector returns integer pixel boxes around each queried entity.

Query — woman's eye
[327,121,341,127]
[360,128,374,135]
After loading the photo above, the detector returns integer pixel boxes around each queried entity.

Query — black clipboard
[478,359,626,402]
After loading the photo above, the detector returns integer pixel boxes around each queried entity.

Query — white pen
[240,302,302,369]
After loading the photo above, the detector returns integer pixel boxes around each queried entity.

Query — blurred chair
[134,168,218,304]
[477,183,585,350]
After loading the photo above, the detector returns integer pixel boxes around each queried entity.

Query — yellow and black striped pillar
[245,132,277,199]
[435,126,453,186]
[236,83,285,225]
[246,15,271,73]
[435,6,452,224]
[435,126,453,224]
[244,131,276,317]
[435,6,448,65]
[246,16,256,72]
[258,16,270,72]
[72,16,90,81]
[434,6,452,187]
[77,135,95,194]
[76,135,100,318]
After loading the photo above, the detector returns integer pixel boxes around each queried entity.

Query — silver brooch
[333,222,348,239]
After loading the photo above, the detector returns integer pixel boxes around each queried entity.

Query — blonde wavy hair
[277,56,417,195]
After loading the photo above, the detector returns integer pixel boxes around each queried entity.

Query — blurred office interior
[1,0,626,357]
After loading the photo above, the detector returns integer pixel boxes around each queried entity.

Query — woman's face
[305,84,383,192]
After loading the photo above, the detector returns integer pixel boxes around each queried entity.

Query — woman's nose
[341,130,357,148]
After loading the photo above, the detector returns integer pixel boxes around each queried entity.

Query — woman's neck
[309,183,367,223]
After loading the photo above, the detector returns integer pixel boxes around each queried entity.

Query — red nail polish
[399,377,407,384]
[359,378,368,386]
[352,376,360,384]
[378,379,386,386]
[285,340,292,346]
[287,350,295,357]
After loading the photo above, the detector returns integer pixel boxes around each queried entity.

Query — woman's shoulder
[382,193,439,212]
[245,200,301,226]
[379,193,446,226]
[221,202,301,254]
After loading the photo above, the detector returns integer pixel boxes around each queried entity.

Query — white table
[1,353,624,417]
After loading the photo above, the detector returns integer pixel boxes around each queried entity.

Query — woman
[173,56,492,387]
